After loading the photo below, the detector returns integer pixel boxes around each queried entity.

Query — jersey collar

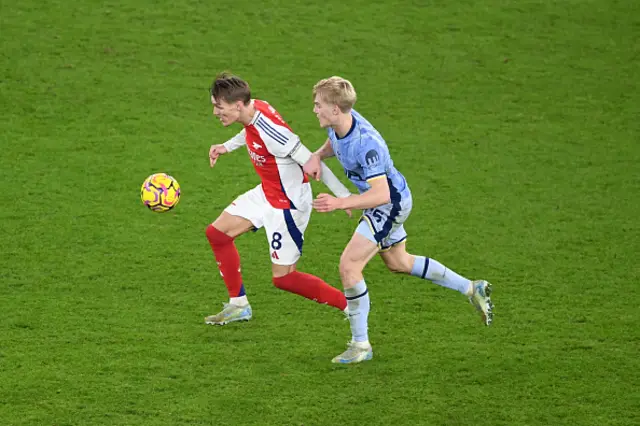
[337,113,357,140]
[248,100,261,126]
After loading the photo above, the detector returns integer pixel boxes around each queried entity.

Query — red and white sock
[205,224,248,306]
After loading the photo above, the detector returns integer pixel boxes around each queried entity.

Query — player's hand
[209,144,228,167]
[313,193,343,213]
[345,208,352,218]
[303,153,322,181]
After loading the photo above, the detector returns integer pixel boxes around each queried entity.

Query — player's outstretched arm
[210,130,246,167]
[315,138,335,160]
[313,177,390,213]
[290,141,350,197]
[302,154,322,181]
[303,139,334,180]
[318,162,350,198]
[209,144,228,167]
[222,130,246,152]
[302,139,337,181]
[317,162,354,217]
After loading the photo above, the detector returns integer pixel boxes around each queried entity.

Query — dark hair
[210,72,251,105]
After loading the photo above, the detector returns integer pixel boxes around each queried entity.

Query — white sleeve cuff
[289,140,312,165]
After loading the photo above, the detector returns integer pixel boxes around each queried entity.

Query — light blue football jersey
[327,109,411,204]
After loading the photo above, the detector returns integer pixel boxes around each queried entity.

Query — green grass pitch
[1,0,638,424]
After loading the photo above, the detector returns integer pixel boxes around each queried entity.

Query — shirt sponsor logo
[249,150,266,166]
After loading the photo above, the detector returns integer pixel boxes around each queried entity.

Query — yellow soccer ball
[140,173,181,212]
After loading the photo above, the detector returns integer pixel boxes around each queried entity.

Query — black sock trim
[346,288,369,300]
[421,258,429,279]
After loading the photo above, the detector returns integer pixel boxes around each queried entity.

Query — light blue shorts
[356,194,412,251]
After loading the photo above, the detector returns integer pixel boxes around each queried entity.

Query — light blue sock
[344,280,370,343]
[411,256,471,295]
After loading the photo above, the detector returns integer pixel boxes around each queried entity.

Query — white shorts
[224,184,312,265]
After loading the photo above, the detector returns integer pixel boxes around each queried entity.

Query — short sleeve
[357,138,387,180]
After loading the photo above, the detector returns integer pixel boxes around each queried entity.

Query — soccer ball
[140,173,181,212]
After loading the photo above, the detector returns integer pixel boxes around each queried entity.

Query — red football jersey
[242,100,309,210]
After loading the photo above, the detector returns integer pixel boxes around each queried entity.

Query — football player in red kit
[204,72,352,325]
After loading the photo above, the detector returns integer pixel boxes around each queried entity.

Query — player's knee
[272,273,295,291]
[205,224,232,246]
[339,256,362,282]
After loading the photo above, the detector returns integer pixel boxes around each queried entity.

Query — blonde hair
[313,76,357,113]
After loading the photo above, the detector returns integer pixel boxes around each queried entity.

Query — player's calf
[205,224,250,308]
[272,271,347,311]
[380,250,414,274]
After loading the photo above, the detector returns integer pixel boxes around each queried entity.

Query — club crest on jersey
[365,149,380,166]
[252,142,262,150]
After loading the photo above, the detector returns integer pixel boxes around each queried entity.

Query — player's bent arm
[315,138,335,160]
[339,176,391,210]
[289,141,351,197]
[222,130,246,152]
[319,162,351,198]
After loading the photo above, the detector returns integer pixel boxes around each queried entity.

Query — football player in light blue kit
[304,76,494,364]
